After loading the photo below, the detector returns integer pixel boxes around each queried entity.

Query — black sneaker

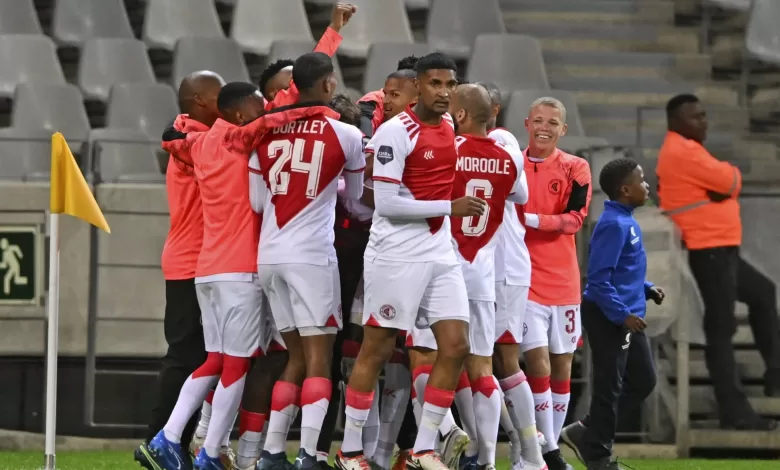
[560,420,588,465]
[257,451,294,470]
[586,457,632,470]
[133,442,155,470]
[542,449,574,470]
[294,449,319,470]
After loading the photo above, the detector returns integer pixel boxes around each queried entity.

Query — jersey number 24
[462,178,492,237]
[267,138,325,199]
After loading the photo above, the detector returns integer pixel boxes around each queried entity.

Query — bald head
[455,84,492,123]
[178,71,225,115]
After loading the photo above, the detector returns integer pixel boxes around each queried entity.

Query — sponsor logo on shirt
[376,145,394,165]
[548,179,563,194]
[630,225,640,244]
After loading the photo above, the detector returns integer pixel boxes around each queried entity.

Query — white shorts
[195,277,282,357]
[495,282,529,345]
[408,300,496,356]
[350,275,364,327]
[258,262,342,336]
[521,300,581,355]
[362,259,469,330]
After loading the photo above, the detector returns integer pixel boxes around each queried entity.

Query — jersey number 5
[462,178,493,237]
[267,138,325,199]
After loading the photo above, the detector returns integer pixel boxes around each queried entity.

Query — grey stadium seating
[336,0,415,59]
[52,0,134,48]
[88,129,165,184]
[0,128,56,180]
[78,38,156,103]
[0,35,65,98]
[266,40,349,94]
[745,0,780,66]
[466,34,550,97]
[0,0,41,35]
[427,0,506,59]
[12,83,90,150]
[231,0,313,56]
[504,90,585,138]
[362,43,432,93]
[172,37,251,87]
[143,0,224,51]
[106,83,179,141]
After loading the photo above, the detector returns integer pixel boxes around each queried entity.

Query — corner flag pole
[44,211,60,470]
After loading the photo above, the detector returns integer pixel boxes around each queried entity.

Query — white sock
[163,358,221,444]
[374,361,411,469]
[500,372,545,465]
[265,381,301,455]
[413,385,454,453]
[317,451,329,462]
[236,411,266,468]
[195,391,214,439]
[528,376,557,453]
[203,361,247,458]
[472,376,501,466]
[300,377,332,456]
[224,411,236,447]
[453,372,478,457]
[413,367,456,437]
[363,382,381,459]
[551,380,571,445]
[342,387,374,454]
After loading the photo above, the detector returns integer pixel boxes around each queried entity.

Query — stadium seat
[426,0,505,59]
[172,37,250,87]
[106,83,179,140]
[745,0,780,66]
[557,136,611,155]
[504,90,586,137]
[363,43,432,92]
[267,40,347,92]
[406,0,431,10]
[0,0,42,34]
[0,128,55,181]
[336,0,414,59]
[705,0,752,11]
[231,0,313,56]
[52,0,134,48]
[143,0,224,51]
[466,34,549,96]
[0,35,66,98]
[78,38,156,103]
[12,83,90,149]
[88,129,165,184]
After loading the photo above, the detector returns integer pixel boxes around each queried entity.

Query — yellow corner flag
[50,133,111,233]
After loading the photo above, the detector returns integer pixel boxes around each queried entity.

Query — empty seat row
[0,0,505,60]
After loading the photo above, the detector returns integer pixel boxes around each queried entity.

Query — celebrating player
[336,52,485,470]
[358,56,420,138]
[520,97,592,470]
[252,52,366,470]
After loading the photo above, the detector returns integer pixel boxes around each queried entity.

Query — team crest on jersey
[548,179,563,194]
[379,304,396,320]
[376,145,394,165]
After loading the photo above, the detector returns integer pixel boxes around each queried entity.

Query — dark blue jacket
[583,200,654,325]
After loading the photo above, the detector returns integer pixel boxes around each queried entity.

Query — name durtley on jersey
[272,120,327,135]
[456,156,513,175]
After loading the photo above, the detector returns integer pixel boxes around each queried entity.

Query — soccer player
[481,83,547,470]
[252,52,366,470]
[135,71,225,470]
[561,159,662,470]
[519,97,592,470]
[259,3,357,107]
[358,56,420,138]
[335,52,486,470]
[150,83,337,470]
[447,83,529,470]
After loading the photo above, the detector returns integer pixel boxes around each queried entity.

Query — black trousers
[317,224,370,454]
[580,300,656,462]
[145,279,207,447]
[687,246,780,423]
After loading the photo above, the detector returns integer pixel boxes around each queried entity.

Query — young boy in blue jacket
[560,158,665,470]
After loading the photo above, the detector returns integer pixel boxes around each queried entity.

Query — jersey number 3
[462,178,493,237]
[267,138,325,199]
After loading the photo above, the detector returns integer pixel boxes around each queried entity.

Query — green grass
[2,452,780,470]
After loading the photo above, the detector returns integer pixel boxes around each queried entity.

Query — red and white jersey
[254,114,365,266]
[365,107,458,262]
[489,127,531,287]
[451,134,525,301]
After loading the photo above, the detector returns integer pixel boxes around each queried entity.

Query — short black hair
[599,158,639,200]
[477,82,502,106]
[217,81,259,113]
[258,59,294,96]
[387,69,417,81]
[330,93,360,127]
[414,52,457,76]
[397,55,420,71]
[666,93,699,120]
[292,52,334,91]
